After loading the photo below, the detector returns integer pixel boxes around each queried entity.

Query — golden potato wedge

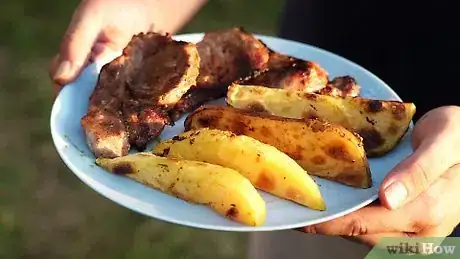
[96,152,266,226]
[184,105,372,188]
[227,84,416,156]
[153,128,326,211]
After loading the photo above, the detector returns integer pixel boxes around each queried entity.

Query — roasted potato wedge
[153,128,326,211]
[185,105,372,188]
[227,84,416,156]
[96,152,266,226]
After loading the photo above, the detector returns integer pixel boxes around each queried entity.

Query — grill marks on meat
[81,32,200,158]
[319,76,361,97]
[123,35,200,107]
[122,101,170,152]
[169,87,225,121]
[238,51,329,93]
[82,28,364,158]
[239,51,360,97]
[169,27,270,120]
[81,109,128,159]
[121,34,200,150]
[196,27,270,88]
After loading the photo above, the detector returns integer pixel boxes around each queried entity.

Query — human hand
[298,106,460,247]
[49,0,157,93]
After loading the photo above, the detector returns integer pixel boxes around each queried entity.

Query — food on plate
[153,128,326,211]
[96,152,266,226]
[81,32,200,158]
[184,105,372,188]
[319,76,361,97]
[159,27,362,122]
[80,26,369,159]
[168,27,270,121]
[237,51,360,98]
[237,51,329,93]
[194,27,269,90]
[227,84,416,156]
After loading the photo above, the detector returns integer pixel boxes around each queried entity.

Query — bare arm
[147,0,208,34]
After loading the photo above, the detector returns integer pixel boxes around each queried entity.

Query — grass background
[0,0,285,258]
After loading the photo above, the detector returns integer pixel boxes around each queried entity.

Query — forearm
[145,0,208,34]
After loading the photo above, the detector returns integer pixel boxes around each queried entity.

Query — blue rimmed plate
[50,33,414,231]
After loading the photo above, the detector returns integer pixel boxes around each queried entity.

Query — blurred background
[0,0,285,258]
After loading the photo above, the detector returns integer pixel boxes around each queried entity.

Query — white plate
[50,33,414,231]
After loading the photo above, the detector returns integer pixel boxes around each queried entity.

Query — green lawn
[0,0,285,258]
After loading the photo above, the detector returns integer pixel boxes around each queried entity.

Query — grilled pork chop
[81,32,200,158]
[239,51,361,97]
[238,51,329,92]
[319,75,361,97]
[169,27,270,120]
[167,27,360,121]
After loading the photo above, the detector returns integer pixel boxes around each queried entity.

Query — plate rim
[50,32,410,232]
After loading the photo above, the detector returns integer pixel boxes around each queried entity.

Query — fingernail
[54,60,71,80]
[384,181,407,209]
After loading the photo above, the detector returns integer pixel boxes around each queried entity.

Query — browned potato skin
[154,128,326,210]
[184,105,372,188]
[227,84,416,156]
[96,152,267,226]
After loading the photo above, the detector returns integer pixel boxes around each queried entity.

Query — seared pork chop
[169,27,270,120]
[238,51,329,92]
[238,51,361,97]
[318,75,361,97]
[81,32,200,158]
[196,27,269,88]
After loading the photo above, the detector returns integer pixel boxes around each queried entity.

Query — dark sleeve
[278,3,460,238]
[278,0,393,79]
[277,0,460,119]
